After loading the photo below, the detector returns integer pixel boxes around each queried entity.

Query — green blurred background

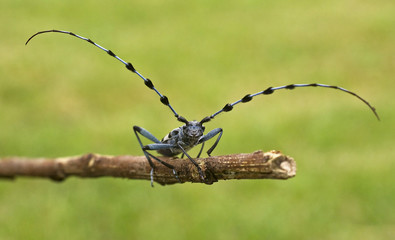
[1,0,394,239]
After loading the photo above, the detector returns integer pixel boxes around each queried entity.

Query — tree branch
[0,150,296,185]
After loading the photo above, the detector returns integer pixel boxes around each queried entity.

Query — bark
[0,150,296,185]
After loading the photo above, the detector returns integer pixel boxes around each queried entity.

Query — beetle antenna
[26,29,188,123]
[200,83,379,123]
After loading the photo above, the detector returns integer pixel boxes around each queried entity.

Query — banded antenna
[25,30,189,124]
[200,83,380,123]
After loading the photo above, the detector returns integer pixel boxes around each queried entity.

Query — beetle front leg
[198,128,223,156]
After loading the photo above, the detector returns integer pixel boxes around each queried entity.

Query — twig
[0,150,296,185]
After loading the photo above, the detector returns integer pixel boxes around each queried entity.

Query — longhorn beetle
[26,30,380,186]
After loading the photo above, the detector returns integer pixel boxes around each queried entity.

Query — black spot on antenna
[263,87,274,95]
[241,94,253,102]
[87,39,94,44]
[107,50,115,57]
[144,78,154,89]
[177,116,189,124]
[160,96,169,105]
[285,84,295,89]
[126,62,136,72]
[223,103,233,112]
[200,116,212,124]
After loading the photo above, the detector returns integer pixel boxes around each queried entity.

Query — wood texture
[0,150,296,185]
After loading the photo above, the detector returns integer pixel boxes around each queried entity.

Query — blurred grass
[0,0,394,239]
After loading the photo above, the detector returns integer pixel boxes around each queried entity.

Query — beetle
[26,30,379,186]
